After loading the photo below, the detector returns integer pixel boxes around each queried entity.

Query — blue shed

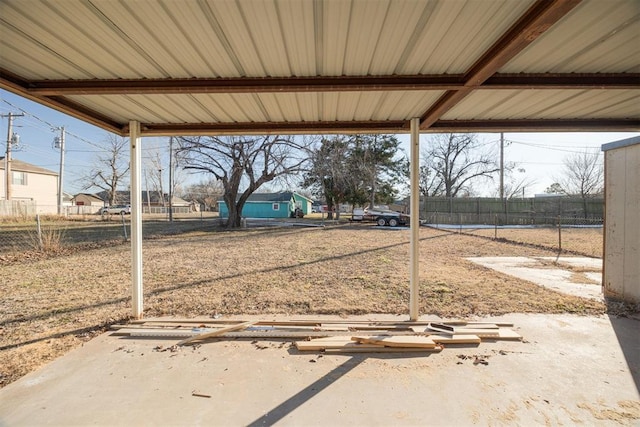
[218,192,313,219]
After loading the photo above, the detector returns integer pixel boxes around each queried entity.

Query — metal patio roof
[1,0,639,136]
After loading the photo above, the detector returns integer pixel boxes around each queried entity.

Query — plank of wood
[440,321,514,327]
[296,340,385,351]
[177,321,256,346]
[111,324,197,331]
[323,345,443,354]
[426,324,500,338]
[429,322,499,332]
[132,318,444,326]
[111,328,191,337]
[351,335,437,348]
[496,328,523,340]
[429,334,481,344]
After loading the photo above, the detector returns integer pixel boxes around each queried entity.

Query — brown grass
[462,226,603,258]
[0,223,607,388]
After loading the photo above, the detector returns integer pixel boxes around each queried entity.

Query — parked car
[100,205,131,215]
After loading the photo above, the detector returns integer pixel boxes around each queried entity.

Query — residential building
[218,191,313,219]
[0,157,58,214]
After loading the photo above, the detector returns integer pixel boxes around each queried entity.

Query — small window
[12,171,27,186]
[272,203,280,211]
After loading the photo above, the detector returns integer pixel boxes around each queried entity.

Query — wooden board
[295,336,383,351]
[177,321,256,346]
[323,346,443,354]
[118,329,200,338]
[429,334,481,344]
[429,322,499,332]
[439,321,514,327]
[351,335,437,348]
[426,325,500,338]
[497,328,523,340]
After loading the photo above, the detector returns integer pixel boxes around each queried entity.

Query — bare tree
[145,151,165,206]
[493,167,537,199]
[177,135,311,228]
[420,133,500,198]
[556,149,604,218]
[144,138,187,208]
[180,178,224,211]
[557,149,604,198]
[81,134,129,205]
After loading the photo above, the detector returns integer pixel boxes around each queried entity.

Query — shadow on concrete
[608,315,640,394]
[245,356,364,426]
[245,350,439,427]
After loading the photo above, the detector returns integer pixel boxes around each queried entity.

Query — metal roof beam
[9,73,636,96]
[137,120,409,136]
[19,75,465,95]
[430,119,640,132]
[419,0,583,129]
[483,73,640,89]
[1,71,124,134]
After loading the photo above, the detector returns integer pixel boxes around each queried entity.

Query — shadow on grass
[0,231,452,349]
[0,319,127,352]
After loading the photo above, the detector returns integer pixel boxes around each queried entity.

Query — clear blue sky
[2,89,638,197]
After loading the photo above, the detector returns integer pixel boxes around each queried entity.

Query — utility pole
[2,113,24,201]
[168,137,173,222]
[55,126,66,215]
[499,132,504,201]
[158,168,164,208]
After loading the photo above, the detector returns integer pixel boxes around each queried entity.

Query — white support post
[129,121,143,319]
[409,118,420,321]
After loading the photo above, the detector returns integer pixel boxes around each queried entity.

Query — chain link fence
[425,213,603,258]
[0,212,220,259]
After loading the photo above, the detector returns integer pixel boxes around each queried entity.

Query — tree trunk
[228,203,243,228]
[326,199,334,220]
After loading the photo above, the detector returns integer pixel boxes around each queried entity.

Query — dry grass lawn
[464,226,603,258]
[0,223,611,388]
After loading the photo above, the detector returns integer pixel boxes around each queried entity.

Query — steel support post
[130,121,143,319]
[409,118,420,321]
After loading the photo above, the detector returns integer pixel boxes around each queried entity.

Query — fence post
[494,214,498,240]
[557,215,562,253]
[36,214,43,249]
[121,212,128,241]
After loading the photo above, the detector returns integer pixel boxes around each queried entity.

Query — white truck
[351,206,409,227]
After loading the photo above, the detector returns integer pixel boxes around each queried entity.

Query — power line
[507,140,602,155]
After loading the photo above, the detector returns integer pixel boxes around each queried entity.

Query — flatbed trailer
[351,208,409,227]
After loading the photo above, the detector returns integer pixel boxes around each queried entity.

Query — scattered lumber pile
[111,319,522,353]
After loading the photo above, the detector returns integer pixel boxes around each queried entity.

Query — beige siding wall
[74,194,104,207]
[1,171,58,214]
[604,143,640,303]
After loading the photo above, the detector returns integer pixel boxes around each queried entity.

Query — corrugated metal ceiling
[0,0,638,135]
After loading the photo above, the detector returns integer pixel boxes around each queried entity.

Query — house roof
[1,0,638,136]
[0,157,58,176]
[72,193,104,203]
[220,191,301,203]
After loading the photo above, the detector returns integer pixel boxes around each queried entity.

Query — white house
[0,158,59,215]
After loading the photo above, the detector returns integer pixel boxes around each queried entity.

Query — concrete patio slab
[467,256,604,301]
[0,314,638,426]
